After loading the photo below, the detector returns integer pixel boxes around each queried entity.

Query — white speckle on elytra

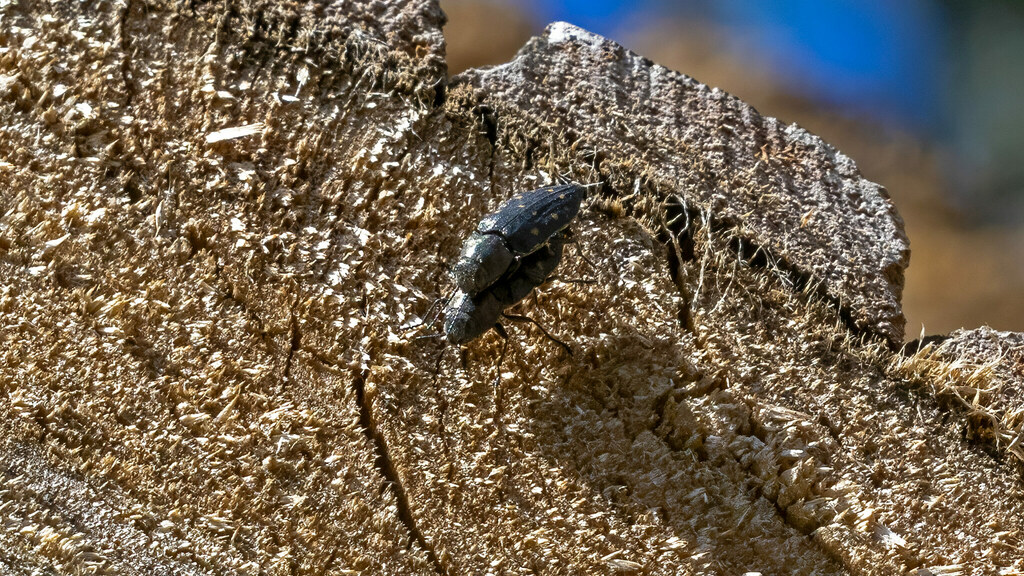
[531,228,539,235]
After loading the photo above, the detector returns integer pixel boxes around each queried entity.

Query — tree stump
[0,1,1021,574]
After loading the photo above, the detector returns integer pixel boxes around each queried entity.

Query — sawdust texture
[0,2,1022,576]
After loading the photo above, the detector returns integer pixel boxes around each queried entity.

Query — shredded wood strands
[205,123,265,144]
[891,336,1024,462]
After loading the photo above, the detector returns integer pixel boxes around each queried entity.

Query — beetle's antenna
[401,291,454,333]
[426,291,454,325]
[502,312,572,356]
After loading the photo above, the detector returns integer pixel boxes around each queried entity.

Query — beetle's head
[443,290,500,345]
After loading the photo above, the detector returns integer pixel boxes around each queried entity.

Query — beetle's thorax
[451,232,514,296]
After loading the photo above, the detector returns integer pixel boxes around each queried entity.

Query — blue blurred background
[536,0,942,127]
[514,0,1024,224]
[442,0,1024,336]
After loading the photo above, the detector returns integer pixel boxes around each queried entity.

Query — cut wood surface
[0,1,1021,575]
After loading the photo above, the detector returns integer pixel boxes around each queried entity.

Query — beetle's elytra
[477,184,584,256]
[451,184,584,297]
[444,184,584,345]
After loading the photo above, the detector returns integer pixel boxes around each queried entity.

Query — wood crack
[352,370,449,576]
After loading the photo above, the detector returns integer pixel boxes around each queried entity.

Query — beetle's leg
[552,229,598,285]
[563,228,598,271]
[492,323,510,388]
[434,342,448,374]
[491,323,511,422]
[501,312,572,357]
[572,240,598,272]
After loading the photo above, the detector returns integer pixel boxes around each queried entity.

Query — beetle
[451,184,585,297]
[407,183,585,377]
[401,183,589,401]
[443,231,568,345]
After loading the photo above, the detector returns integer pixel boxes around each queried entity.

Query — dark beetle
[444,232,567,344]
[452,184,585,297]
[443,290,500,345]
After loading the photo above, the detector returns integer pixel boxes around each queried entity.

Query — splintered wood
[0,1,1021,575]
